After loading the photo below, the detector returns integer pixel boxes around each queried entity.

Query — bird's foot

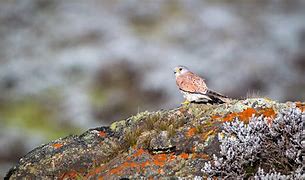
[181,100,191,106]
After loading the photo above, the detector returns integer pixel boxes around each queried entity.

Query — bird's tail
[206,89,230,104]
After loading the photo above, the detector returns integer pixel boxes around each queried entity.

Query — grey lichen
[202,106,305,179]
[254,167,305,180]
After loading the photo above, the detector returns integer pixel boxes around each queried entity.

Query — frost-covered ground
[0,0,305,177]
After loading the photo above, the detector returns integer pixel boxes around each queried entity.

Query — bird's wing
[176,72,208,94]
[206,89,228,98]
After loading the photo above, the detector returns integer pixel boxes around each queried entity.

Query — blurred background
[0,0,305,177]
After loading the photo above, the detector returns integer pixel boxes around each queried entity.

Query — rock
[5,98,305,179]
[149,131,174,153]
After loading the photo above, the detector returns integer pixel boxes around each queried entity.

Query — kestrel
[174,65,228,104]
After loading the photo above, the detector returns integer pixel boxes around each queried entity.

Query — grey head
[174,65,190,77]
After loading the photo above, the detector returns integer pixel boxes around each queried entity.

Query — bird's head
[174,65,189,77]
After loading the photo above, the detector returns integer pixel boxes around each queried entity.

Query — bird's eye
[179,68,182,71]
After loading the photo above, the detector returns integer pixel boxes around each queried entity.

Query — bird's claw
[181,100,191,106]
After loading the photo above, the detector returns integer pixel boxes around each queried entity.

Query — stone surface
[5,98,305,179]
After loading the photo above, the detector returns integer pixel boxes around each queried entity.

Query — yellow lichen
[110,120,126,131]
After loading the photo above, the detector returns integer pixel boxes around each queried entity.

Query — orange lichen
[211,115,220,120]
[104,152,171,176]
[238,108,257,123]
[179,153,189,159]
[109,166,122,175]
[133,148,146,157]
[223,108,257,123]
[193,153,209,160]
[261,108,276,118]
[221,107,278,125]
[186,127,197,137]
[296,102,305,112]
[59,170,79,179]
[153,154,167,167]
[87,146,212,178]
[98,131,107,138]
[109,162,137,175]
[52,143,63,149]
[126,156,132,161]
[140,160,150,168]
[88,147,201,177]
[262,108,276,125]
[85,164,107,178]
[125,162,137,168]
[94,166,106,176]
[223,112,238,122]
[169,153,176,161]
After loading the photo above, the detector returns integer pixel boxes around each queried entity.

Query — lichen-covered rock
[5,98,305,179]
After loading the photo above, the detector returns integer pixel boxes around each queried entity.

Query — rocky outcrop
[5,98,305,179]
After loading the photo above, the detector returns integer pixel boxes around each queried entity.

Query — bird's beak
[174,67,180,74]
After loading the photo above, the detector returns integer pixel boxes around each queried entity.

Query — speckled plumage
[174,65,228,103]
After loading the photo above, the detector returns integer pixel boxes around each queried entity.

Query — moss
[187,104,209,118]
[230,101,249,112]
[110,120,126,131]
[130,111,151,122]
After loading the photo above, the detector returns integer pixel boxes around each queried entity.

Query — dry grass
[123,112,186,148]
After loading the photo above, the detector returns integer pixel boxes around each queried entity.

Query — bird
[173,65,229,104]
